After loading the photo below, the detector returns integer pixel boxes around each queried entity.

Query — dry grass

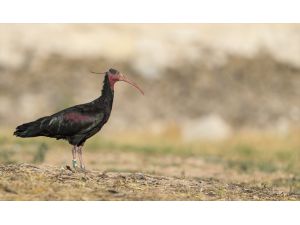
[0,164,299,200]
[0,129,300,200]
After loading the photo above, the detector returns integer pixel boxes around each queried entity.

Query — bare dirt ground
[1,130,300,200]
[0,163,299,200]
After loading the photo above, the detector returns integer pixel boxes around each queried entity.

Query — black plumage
[13,68,144,169]
[14,74,113,146]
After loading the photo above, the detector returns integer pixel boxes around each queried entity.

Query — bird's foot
[79,165,86,172]
[72,160,78,169]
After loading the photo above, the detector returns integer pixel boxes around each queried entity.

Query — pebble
[135,173,145,180]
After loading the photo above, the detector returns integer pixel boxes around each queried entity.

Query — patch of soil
[0,164,298,200]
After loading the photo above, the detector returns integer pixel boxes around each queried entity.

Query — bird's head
[91,68,144,95]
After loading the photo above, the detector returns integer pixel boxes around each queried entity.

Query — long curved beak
[119,74,144,95]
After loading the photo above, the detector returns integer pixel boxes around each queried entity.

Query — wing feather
[43,109,105,137]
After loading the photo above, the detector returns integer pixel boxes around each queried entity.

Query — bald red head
[100,68,144,95]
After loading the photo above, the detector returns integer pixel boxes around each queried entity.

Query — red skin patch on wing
[64,112,92,122]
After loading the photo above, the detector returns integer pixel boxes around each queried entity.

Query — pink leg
[72,146,78,169]
[77,146,85,169]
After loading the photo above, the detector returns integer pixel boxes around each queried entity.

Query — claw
[80,165,86,171]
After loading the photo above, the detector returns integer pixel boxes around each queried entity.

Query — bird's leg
[72,145,78,169]
[77,146,85,170]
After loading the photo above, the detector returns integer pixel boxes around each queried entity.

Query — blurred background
[0,24,300,192]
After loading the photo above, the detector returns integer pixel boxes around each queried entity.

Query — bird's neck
[97,75,114,107]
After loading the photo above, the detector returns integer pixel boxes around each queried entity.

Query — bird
[14,68,144,170]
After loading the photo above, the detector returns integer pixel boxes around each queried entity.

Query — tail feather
[14,117,48,138]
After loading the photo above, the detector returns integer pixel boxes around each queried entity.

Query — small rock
[207,191,216,196]
[135,173,145,180]
[107,189,118,194]
[244,188,253,193]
